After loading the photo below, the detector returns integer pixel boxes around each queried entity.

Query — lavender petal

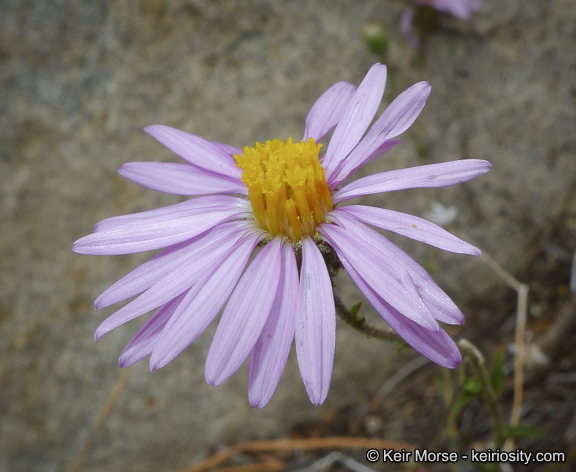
[331,81,430,185]
[373,81,431,140]
[333,159,491,204]
[211,140,243,157]
[73,198,250,255]
[95,221,250,309]
[93,226,260,340]
[144,125,242,180]
[323,64,388,183]
[92,196,249,233]
[320,223,439,331]
[303,81,356,142]
[248,240,298,408]
[295,236,336,406]
[119,162,247,196]
[338,205,480,255]
[328,211,464,325]
[149,234,261,370]
[118,293,186,367]
[331,139,402,186]
[205,237,284,386]
[341,258,461,368]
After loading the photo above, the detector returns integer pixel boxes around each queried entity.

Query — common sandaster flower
[73,64,490,407]
[401,0,482,47]
[413,0,482,20]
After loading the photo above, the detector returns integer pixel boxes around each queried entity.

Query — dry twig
[477,247,529,450]
[181,437,417,472]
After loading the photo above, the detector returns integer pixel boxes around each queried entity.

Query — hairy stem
[333,293,401,342]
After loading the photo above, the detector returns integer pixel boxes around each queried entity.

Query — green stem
[458,339,504,450]
[333,294,401,342]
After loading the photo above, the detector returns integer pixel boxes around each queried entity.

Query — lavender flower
[73,64,490,407]
[402,0,482,47]
[413,0,482,21]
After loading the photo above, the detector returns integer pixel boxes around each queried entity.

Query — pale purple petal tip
[327,80,430,186]
[416,0,482,21]
[304,81,356,142]
[322,225,439,332]
[376,81,431,139]
[73,197,250,255]
[323,64,388,181]
[118,293,185,368]
[333,159,491,203]
[295,237,335,406]
[336,250,461,368]
[339,205,480,256]
[248,241,298,408]
[326,211,465,326]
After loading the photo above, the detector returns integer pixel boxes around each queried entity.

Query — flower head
[414,0,482,21]
[402,0,482,47]
[234,137,332,240]
[73,64,490,408]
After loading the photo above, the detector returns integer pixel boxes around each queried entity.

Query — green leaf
[451,379,482,416]
[348,302,362,318]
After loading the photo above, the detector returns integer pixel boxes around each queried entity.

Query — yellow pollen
[234,137,333,241]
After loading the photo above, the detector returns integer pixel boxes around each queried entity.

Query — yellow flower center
[234,137,333,241]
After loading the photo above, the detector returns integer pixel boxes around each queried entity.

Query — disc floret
[235,137,333,241]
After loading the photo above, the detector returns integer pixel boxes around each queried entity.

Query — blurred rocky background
[1,0,575,471]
